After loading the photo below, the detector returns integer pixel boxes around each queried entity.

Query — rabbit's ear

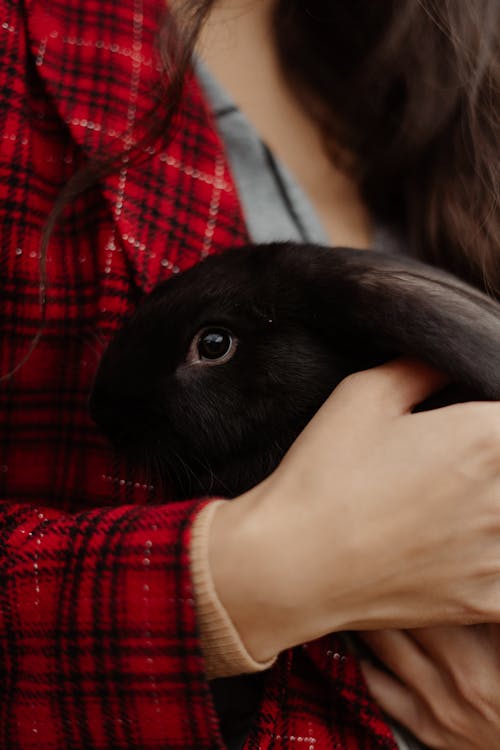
[274,244,500,399]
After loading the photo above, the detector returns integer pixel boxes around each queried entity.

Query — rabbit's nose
[89,393,167,455]
[88,367,163,442]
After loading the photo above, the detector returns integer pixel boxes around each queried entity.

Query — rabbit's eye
[198,329,232,360]
[185,327,237,366]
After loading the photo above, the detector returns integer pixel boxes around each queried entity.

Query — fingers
[408,625,490,671]
[360,660,436,746]
[361,627,500,750]
[334,358,450,416]
[408,626,500,717]
[360,629,449,699]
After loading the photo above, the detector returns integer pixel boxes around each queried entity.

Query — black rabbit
[90,242,500,500]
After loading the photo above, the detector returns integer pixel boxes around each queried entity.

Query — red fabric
[0,1,397,747]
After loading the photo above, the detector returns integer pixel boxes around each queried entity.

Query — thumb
[364,358,450,415]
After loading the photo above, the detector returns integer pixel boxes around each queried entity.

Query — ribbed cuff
[190,500,277,679]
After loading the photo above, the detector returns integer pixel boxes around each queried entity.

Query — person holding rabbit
[0,1,499,749]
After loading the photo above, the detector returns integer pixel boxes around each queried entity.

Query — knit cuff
[190,500,277,679]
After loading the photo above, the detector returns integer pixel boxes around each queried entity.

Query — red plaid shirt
[0,1,397,747]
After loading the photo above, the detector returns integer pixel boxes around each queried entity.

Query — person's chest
[197,0,374,250]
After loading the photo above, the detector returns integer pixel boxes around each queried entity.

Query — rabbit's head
[90,245,359,498]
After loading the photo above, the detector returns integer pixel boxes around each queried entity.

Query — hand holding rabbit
[209,358,500,662]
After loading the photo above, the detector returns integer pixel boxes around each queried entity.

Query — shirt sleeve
[0,497,227,748]
[189,501,278,679]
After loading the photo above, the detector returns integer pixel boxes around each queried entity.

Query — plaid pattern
[0,0,397,747]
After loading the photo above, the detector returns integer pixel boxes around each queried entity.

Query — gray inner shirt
[196,60,403,254]
[196,60,424,750]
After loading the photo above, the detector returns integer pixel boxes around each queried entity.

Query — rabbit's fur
[90,242,500,499]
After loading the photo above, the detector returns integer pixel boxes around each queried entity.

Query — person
[0,1,499,749]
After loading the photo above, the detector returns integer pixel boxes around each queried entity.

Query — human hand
[360,625,500,750]
[208,358,500,662]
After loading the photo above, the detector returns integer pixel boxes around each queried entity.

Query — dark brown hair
[270,0,500,292]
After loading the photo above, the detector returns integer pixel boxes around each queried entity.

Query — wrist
[206,480,346,659]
